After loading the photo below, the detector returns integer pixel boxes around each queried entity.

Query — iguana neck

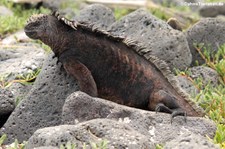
[41,22,73,56]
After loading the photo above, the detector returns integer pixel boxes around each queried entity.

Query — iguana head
[24,13,60,42]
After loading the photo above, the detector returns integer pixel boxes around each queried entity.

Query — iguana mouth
[24,30,37,39]
[24,28,38,39]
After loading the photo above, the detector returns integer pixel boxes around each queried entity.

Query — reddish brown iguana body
[24,12,204,120]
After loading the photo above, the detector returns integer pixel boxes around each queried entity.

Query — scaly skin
[24,13,204,119]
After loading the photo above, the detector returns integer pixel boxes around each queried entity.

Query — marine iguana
[24,11,205,120]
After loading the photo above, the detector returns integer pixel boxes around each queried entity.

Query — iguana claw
[155,103,172,113]
[155,103,187,123]
[171,110,187,124]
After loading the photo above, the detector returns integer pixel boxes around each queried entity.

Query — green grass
[174,43,225,148]
[0,69,41,106]
[0,136,108,149]
[0,0,50,36]
[0,134,26,149]
[113,7,133,20]
[194,43,225,83]
[193,44,225,148]
[0,69,40,89]
[149,7,170,21]
[0,0,49,95]
[214,124,225,148]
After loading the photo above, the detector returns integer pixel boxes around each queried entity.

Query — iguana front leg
[149,90,186,123]
[62,58,98,97]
